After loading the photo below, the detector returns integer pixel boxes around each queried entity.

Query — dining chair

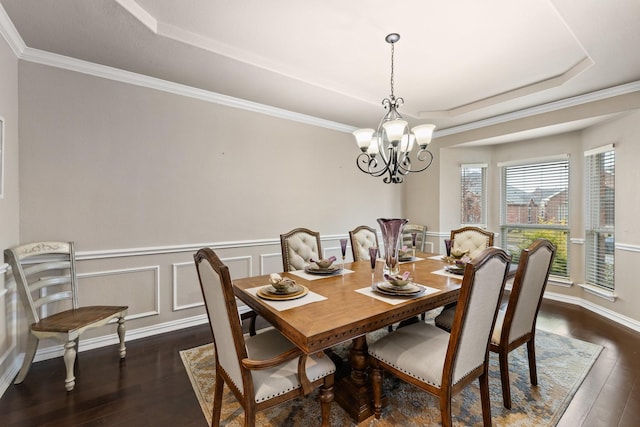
[490,239,556,408]
[280,227,323,271]
[193,248,335,427]
[402,223,427,252]
[450,226,494,259]
[348,225,379,261]
[368,247,511,427]
[4,241,127,391]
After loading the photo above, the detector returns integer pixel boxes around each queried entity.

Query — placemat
[355,284,440,305]
[288,268,354,281]
[245,285,327,311]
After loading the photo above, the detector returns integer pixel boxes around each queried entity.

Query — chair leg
[439,389,453,427]
[498,351,512,409]
[319,375,334,427]
[370,361,383,419]
[248,313,257,337]
[212,371,224,427]
[479,370,492,426]
[117,316,127,358]
[14,333,38,384]
[527,339,538,386]
[63,340,77,391]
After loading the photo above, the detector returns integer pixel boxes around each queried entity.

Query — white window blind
[501,158,569,276]
[585,145,615,290]
[460,164,487,226]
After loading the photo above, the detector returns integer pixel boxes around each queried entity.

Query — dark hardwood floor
[1,299,638,426]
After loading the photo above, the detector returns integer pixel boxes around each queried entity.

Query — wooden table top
[233,253,462,354]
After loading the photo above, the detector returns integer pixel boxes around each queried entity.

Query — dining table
[232,252,463,422]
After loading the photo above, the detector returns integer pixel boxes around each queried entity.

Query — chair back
[280,228,322,271]
[502,239,556,343]
[445,247,511,384]
[349,225,379,261]
[402,224,427,252]
[193,248,248,394]
[450,226,494,259]
[4,241,79,325]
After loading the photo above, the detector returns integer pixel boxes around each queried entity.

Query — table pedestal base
[333,335,387,422]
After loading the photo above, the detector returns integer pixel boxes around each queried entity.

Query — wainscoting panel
[172,261,202,311]
[78,265,160,320]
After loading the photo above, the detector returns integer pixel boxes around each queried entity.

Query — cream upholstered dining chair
[348,225,379,261]
[368,247,511,427]
[402,223,427,252]
[450,226,494,259]
[280,227,323,271]
[490,239,556,408]
[434,227,495,326]
[193,248,335,427]
[4,241,127,391]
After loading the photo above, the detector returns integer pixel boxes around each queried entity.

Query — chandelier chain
[390,42,395,98]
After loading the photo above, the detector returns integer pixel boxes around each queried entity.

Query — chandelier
[353,33,436,184]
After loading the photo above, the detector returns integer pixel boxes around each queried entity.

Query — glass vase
[377,218,409,276]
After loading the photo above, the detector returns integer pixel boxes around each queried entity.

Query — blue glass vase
[377,218,409,276]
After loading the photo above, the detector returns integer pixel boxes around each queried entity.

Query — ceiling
[2,0,640,144]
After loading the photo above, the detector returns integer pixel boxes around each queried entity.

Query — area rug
[180,328,601,426]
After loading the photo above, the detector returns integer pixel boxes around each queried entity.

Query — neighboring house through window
[460,163,487,227]
[499,156,570,277]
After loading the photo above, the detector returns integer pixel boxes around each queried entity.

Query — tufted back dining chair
[368,248,511,426]
[194,247,335,426]
[450,226,494,259]
[280,228,323,271]
[490,239,556,409]
[349,225,379,261]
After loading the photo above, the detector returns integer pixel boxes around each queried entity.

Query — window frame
[499,155,570,278]
[460,163,487,227]
[584,144,615,291]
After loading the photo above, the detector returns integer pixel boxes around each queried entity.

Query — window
[500,156,570,277]
[460,164,487,227]
[585,145,615,290]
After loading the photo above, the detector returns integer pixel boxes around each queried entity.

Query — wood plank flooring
[0,299,638,426]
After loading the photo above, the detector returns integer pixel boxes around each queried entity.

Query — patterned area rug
[180,327,601,426]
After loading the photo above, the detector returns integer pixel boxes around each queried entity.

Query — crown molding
[0,3,25,56]
[2,3,638,139]
[435,80,640,138]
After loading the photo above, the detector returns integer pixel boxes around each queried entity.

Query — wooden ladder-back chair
[450,226,494,259]
[193,248,335,427]
[4,241,127,391]
[490,238,556,408]
[402,224,427,252]
[368,248,511,427]
[348,225,379,261]
[280,227,323,272]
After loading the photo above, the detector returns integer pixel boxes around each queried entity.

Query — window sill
[578,283,616,302]
[548,276,573,287]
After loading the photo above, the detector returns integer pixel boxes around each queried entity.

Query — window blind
[460,164,487,226]
[585,146,615,290]
[500,158,569,276]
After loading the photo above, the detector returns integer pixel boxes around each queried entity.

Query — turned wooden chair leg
[14,333,38,384]
[319,376,334,427]
[371,361,383,419]
[63,340,77,391]
[117,316,127,358]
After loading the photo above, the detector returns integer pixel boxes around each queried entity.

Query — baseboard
[544,290,640,333]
